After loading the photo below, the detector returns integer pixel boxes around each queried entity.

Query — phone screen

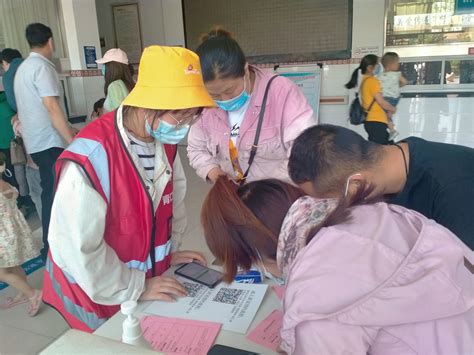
[175,262,223,287]
[208,344,258,355]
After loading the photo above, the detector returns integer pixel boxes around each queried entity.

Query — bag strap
[359,77,376,113]
[240,75,279,185]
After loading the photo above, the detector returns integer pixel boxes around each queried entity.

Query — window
[182,0,352,64]
[0,0,66,58]
[386,0,474,46]
[400,60,443,85]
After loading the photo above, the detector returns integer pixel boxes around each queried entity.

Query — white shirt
[228,99,251,144]
[377,71,402,99]
[14,52,66,154]
[127,132,155,181]
[48,106,187,305]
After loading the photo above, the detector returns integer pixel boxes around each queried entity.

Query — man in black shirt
[288,125,474,249]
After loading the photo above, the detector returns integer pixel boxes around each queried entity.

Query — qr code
[213,288,243,305]
[183,282,205,297]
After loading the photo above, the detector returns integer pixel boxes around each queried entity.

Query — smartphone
[175,262,224,288]
[207,344,258,355]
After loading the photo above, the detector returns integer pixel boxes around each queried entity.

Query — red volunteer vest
[43,111,176,332]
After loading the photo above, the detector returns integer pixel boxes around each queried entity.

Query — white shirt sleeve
[170,152,187,251]
[48,161,145,305]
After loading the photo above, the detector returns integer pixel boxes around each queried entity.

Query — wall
[61,0,104,117]
[92,0,474,147]
[95,0,168,53]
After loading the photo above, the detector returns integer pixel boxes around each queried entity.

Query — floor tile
[0,324,55,355]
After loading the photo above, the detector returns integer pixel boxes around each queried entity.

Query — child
[89,98,105,122]
[377,52,407,140]
[0,152,42,316]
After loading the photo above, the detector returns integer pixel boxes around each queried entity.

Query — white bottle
[121,300,152,349]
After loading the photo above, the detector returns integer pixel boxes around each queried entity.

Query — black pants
[30,147,63,261]
[364,121,390,145]
[0,147,19,189]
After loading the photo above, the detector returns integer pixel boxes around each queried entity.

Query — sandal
[27,289,42,317]
[0,293,28,309]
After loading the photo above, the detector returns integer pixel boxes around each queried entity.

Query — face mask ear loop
[344,173,362,198]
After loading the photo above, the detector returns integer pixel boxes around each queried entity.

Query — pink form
[141,316,221,355]
[246,309,283,351]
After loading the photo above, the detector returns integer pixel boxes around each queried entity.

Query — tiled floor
[0,147,211,354]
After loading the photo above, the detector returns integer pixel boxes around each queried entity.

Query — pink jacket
[187,66,315,183]
[281,200,473,355]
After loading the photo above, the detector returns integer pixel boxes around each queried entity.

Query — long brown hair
[104,61,135,95]
[201,177,304,282]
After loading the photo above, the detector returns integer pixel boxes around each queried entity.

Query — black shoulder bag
[240,75,279,185]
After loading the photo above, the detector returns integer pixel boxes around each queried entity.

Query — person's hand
[139,276,187,302]
[207,167,226,183]
[171,250,207,266]
[11,114,19,126]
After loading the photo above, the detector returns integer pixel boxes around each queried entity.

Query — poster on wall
[112,3,143,64]
[83,46,97,69]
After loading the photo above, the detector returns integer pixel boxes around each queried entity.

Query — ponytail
[345,54,379,89]
[345,67,359,89]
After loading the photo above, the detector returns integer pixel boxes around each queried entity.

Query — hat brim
[95,58,108,64]
[122,85,216,110]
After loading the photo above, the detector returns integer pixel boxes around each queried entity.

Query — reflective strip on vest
[125,240,172,272]
[66,138,110,202]
[45,258,107,330]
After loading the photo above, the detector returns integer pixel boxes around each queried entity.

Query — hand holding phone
[175,262,224,288]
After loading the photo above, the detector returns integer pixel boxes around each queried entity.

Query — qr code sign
[183,282,205,297]
[213,288,243,305]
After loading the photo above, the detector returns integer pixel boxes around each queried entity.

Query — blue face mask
[374,64,382,76]
[145,119,189,145]
[215,77,250,112]
[101,65,106,76]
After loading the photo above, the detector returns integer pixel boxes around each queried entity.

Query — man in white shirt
[14,23,76,261]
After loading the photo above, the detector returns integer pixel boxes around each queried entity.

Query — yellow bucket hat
[122,46,215,110]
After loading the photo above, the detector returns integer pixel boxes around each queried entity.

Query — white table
[93,268,281,354]
[40,329,161,354]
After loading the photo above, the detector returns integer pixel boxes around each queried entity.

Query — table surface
[40,329,161,354]
[93,264,281,355]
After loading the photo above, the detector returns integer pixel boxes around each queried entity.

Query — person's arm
[42,96,75,144]
[187,118,223,182]
[399,74,408,87]
[284,319,372,355]
[48,162,146,304]
[374,92,396,113]
[279,77,316,149]
[35,64,75,143]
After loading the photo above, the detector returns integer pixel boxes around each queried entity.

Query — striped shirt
[127,132,155,181]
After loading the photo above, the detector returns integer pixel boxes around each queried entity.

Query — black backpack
[348,78,375,125]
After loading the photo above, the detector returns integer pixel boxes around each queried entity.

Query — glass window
[386,0,474,46]
[400,60,442,85]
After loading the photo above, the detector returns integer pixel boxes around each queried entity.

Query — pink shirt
[187,66,315,183]
[281,201,473,355]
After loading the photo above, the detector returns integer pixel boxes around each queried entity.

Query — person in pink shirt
[187,28,315,184]
[201,177,473,355]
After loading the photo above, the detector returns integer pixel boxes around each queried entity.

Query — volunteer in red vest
[42,46,215,332]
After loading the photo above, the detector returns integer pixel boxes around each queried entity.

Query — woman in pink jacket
[187,28,314,184]
[201,178,473,355]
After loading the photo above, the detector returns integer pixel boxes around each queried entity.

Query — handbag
[240,75,279,185]
[348,78,375,125]
[10,137,27,165]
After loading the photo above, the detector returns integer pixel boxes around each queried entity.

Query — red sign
[469,47,474,55]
